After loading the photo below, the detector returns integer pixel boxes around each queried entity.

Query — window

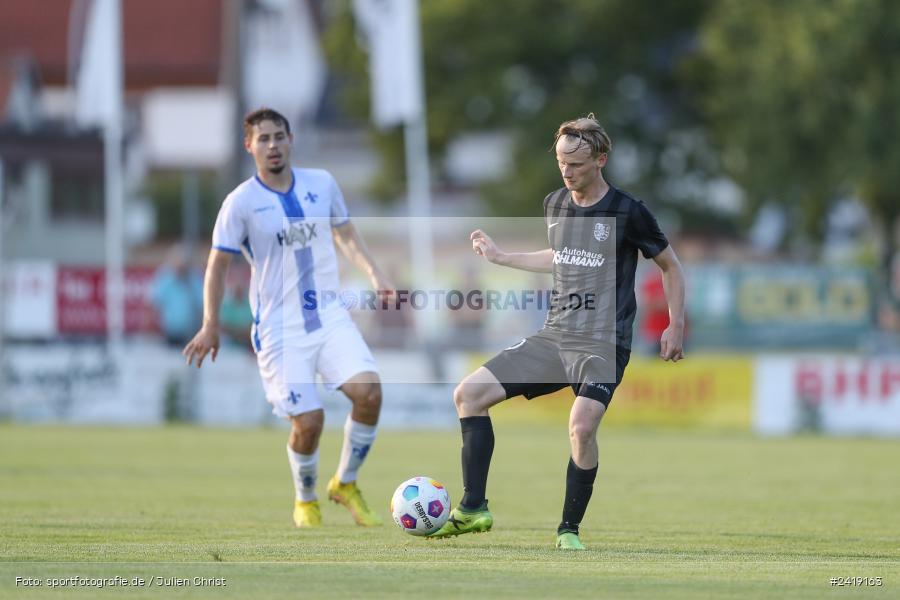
[50,166,104,221]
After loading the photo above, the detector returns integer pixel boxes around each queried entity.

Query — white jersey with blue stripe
[211,167,350,351]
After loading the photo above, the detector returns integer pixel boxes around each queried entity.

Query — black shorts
[483,328,630,406]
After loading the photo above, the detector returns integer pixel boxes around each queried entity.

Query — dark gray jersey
[543,186,668,349]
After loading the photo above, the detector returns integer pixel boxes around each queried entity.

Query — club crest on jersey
[593,222,610,242]
[277,222,318,247]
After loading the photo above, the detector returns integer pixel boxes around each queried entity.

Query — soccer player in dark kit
[430,114,686,550]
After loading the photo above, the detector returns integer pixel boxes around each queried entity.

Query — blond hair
[552,113,611,156]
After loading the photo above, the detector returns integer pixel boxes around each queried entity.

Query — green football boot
[555,531,586,550]
[428,502,493,538]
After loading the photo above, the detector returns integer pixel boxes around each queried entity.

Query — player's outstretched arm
[182,249,233,368]
[652,245,686,362]
[470,229,553,273]
[332,220,396,295]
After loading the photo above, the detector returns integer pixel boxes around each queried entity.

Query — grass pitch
[1,422,898,599]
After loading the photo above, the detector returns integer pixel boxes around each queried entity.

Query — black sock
[459,416,494,509]
[558,457,598,535]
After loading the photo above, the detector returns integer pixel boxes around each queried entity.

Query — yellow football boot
[327,476,383,526]
[293,500,322,528]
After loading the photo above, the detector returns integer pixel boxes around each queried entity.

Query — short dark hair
[552,113,611,157]
[243,107,291,139]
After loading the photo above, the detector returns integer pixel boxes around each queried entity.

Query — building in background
[0,0,333,266]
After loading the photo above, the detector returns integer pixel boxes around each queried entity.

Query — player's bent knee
[291,421,323,439]
[359,383,382,412]
[569,421,595,445]
[346,381,382,415]
[289,426,318,445]
[452,384,466,411]
[453,382,501,415]
[453,383,481,413]
[289,415,324,452]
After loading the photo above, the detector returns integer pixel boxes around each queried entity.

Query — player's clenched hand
[182,326,221,368]
[659,325,685,362]
[370,267,397,302]
[470,229,502,263]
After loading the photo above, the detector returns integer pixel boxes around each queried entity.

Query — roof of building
[0,0,224,91]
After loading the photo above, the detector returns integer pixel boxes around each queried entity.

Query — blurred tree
[143,172,222,239]
[324,0,713,217]
[697,0,900,271]
[848,1,900,279]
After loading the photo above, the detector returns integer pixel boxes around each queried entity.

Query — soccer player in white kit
[183,108,394,528]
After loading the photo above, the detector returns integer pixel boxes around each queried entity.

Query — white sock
[287,446,318,502]
[337,418,377,484]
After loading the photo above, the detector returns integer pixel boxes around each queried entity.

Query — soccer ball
[390,476,451,536]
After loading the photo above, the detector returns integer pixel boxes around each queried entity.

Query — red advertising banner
[756,356,900,436]
[56,267,160,335]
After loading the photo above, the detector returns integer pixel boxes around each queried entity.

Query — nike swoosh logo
[548,222,559,229]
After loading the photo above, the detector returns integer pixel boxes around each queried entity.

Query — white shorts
[256,316,379,419]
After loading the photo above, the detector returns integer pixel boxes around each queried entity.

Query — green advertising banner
[684,265,873,349]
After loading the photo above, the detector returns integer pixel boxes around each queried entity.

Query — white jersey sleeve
[329,174,350,227]
[212,193,248,254]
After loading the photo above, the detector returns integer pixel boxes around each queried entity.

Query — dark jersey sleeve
[626,199,669,259]
[542,191,554,223]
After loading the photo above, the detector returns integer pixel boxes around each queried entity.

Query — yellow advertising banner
[484,354,753,429]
